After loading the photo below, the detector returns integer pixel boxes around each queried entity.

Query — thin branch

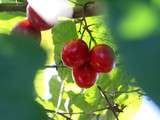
[63,106,109,115]
[44,65,66,69]
[76,2,97,46]
[45,106,110,116]
[46,109,71,120]
[97,86,119,120]
[45,105,125,118]
[82,17,97,45]
[0,2,100,18]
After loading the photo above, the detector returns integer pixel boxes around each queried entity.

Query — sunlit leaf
[52,19,78,82]
[0,12,25,34]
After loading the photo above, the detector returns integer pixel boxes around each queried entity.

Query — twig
[44,60,66,69]
[97,85,119,120]
[44,65,66,69]
[46,109,71,120]
[82,17,97,45]
[76,2,97,46]
[45,106,110,116]
[0,2,100,18]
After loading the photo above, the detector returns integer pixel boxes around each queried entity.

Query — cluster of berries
[62,39,115,88]
[11,3,115,89]
[11,5,53,42]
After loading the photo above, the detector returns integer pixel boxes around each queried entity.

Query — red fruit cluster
[11,4,54,43]
[62,39,115,88]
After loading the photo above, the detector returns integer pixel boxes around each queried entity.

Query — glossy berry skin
[90,44,115,73]
[62,39,89,68]
[27,5,53,31]
[11,19,41,41]
[73,63,97,88]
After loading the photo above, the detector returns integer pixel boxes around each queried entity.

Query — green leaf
[73,0,94,5]
[49,75,64,108]
[52,20,78,82]
[0,34,47,120]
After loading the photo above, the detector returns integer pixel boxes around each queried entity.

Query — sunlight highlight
[133,96,160,120]
[43,68,59,99]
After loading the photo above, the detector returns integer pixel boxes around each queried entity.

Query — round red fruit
[73,63,98,88]
[11,19,41,41]
[62,39,89,67]
[27,5,53,31]
[90,44,115,73]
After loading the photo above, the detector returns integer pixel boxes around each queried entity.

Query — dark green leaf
[0,34,47,120]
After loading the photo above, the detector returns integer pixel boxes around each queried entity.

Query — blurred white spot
[27,0,73,25]
[43,67,58,99]
[113,61,116,68]
[64,98,70,113]
[133,96,160,120]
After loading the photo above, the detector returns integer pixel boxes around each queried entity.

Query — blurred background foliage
[0,0,159,120]
[0,34,47,120]
[104,0,160,106]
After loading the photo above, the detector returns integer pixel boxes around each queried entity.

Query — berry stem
[89,37,92,49]
[82,17,97,46]
[78,19,83,34]
[80,28,85,39]
[73,1,97,47]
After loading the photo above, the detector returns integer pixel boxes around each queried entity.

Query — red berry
[73,63,98,88]
[11,19,41,41]
[62,39,89,68]
[27,5,53,31]
[90,44,115,73]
